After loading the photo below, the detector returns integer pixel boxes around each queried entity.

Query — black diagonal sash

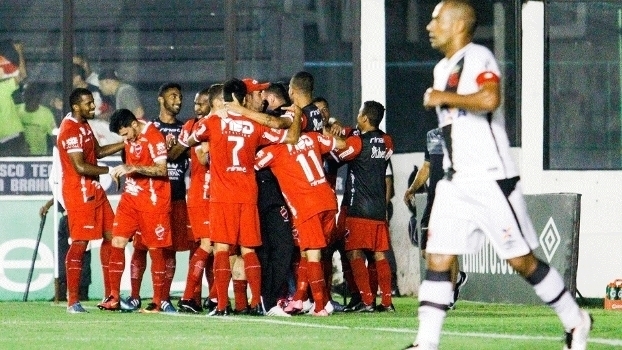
[440,57,464,180]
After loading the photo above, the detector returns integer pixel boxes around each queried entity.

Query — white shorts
[426,178,539,260]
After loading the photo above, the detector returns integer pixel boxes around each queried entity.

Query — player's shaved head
[442,0,477,37]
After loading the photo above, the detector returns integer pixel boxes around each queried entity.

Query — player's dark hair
[109,108,137,133]
[158,82,182,98]
[361,100,385,128]
[291,71,314,93]
[311,96,329,107]
[207,83,223,108]
[69,88,92,109]
[265,82,291,105]
[223,78,246,104]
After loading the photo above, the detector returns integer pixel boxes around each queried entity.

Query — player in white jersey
[406,1,592,350]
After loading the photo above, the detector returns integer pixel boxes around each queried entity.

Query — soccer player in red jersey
[255,131,344,316]
[98,109,173,313]
[177,84,223,313]
[177,78,301,316]
[57,88,124,313]
[334,101,396,313]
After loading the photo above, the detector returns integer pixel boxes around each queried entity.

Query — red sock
[243,252,262,307]
[213,251,231,311]
[350,257,373,305]
[109,246,126,300]
[130,249,147,299]
[233,280,248,311]
[375,259,393,306]
[100,239,112,298]
[321,256,333,301]
[205,253,215,300]
[183,247,209,300]
[307,261,326,313]
[368,260,378,298]
[292,257,308,301]
[162,249,176,301]
[65,242,86,305]
[342,255,358,296]
[149,248,165,306]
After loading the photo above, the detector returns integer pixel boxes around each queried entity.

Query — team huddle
[57,71,395,318]
[55,0,594,348]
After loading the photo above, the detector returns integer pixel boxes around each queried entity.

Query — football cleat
[66,302,88,314]
[97,295,119,311]
[563,309,593,350]
[140,302,159,314]
[402,343,438,350]
[266,305,291,317]
[344,301,375,313]
[301,299,313,314]
[160,300,177,313]
[178,299,203,314]
[329,300,345,312]
[207,308,230,317]
[283,299,303,314]
[203,298,218,313]
[375,303,396,312]
[125,296,142,309]
[310,309,329,317]
[344,294,362,311]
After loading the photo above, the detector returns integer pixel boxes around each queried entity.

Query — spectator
[0,39,29,156]
[17,82,57,155]
[98,68,145,120]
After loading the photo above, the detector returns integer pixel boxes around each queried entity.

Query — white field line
[42,304,622,347]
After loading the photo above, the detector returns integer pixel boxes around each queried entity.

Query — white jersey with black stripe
[432,42,518,181]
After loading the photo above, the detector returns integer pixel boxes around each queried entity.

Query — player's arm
[282,104,302,144]
[423,74,500,112]
[226,103,293,129]
[68,151,113,177]
[111,159,167,178]
[404,160,430,206]
[94,137,124,158]
[195,142,209,166]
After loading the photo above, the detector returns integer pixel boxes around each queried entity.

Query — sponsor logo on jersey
[222,118,254,136]
[369,137,385,144]
[370,146,387,159]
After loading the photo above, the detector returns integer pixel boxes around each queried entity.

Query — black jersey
[256,107,288,212]
[301,103,323,132]
[152,118,189,201]
[340,129,394,221]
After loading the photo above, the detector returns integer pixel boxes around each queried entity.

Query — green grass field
[2,297,621,349]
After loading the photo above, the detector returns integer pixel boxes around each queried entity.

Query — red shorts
[169,200,195,251]
[113,200,172,249]
[209,202,261,247]
[188,204,210,240]
[333,205,348,243]
[344,217,389,252]
[66,201,114,241]
[132,231,147,251]
[293,210,336,250]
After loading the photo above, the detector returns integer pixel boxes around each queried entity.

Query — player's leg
[129,235,147,307]
[414,253,455,348]
[494,178,591,349]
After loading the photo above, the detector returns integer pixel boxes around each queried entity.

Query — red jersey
[121,121,171,213]
[57,113,108,211]
[185,111,287,204]
[180,117,210,208]
[255,132,338,224]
